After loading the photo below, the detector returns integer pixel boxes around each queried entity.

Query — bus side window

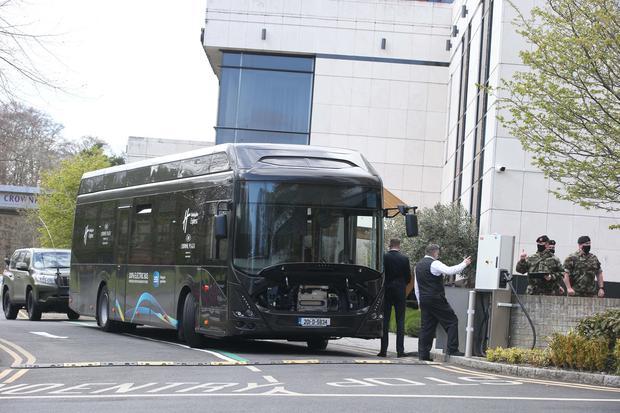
[129,201,154,265]
[154,195,176,265]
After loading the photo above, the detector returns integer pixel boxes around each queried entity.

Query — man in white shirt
[415,244,471,361]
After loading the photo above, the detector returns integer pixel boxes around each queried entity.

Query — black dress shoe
[448,351,465,357]
[377,352,387,357]
[419,355,432,361]
[397,352,413,358]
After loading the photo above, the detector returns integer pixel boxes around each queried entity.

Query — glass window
[216,52,314,145]
[234,181,381,275]
[216,129,308,145]
[153,161,180,182]
[129,201,154,265]
[209,153,230,173]
[127,167,151,187]
[241,54,314,72]
[22,251,31,267]
[236,69,312,133]
[178,155,212,177]
[153,195,176,265]
[32,251,71,269]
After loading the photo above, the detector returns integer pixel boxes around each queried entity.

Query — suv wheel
[3,290,19,320]
[26,289,42,321]
[67,308,80,320]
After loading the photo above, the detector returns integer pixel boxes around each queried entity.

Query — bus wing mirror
[405,213,418,237]
[215,214,228,239]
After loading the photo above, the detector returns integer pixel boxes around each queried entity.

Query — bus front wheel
[182,293,204,348]
[97,286,119,332]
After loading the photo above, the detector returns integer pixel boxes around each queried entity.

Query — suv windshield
[32,251,71,269]
[234,181,381,275]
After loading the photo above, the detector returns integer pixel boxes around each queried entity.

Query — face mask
[537,244,546,253]
[582,245,591,254]
[550,248,555,254]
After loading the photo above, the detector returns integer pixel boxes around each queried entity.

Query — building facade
[202,0,620,286]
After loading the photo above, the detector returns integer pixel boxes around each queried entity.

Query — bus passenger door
[114,202,131,323]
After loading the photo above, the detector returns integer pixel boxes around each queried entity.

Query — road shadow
[131,326,367,358]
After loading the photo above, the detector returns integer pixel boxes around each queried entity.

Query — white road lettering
[29,332,68,339]
[49,383,115,395]
[262,376,278,383]
[1,383,64,394]
[459,376,523,385]
[327,378,377,387]
[364,378,425,386]
[233,382,284,392]
[425,377,478,386]
[147,383,198,393]
[176,383,238,393]
[91,383,158,394]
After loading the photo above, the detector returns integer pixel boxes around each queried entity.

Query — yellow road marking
[354,359,392,364]
[434,364,620,393]
[0,338,36,384]
[282,359,320,364]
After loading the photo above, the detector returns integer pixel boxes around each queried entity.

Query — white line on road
[263,375,278,383]
[30,332,68,339]
[245,366,262,372]
[0,392,618,402]
[124,333,243,364]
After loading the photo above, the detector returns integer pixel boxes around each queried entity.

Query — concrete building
[201,0,619,287]
[126,136,214,163]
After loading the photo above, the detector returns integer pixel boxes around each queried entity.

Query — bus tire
[306,338,329,351]
[182,293,203,348]
[97,286,119,332]
[67,309,80,320]
[26,289,42,321]
[2,289,19,320]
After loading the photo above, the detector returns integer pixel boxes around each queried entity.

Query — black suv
[2,248,79,321]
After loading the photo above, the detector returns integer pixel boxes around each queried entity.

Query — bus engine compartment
[252,263,381,313]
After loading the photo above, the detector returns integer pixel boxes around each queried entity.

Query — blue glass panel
[235,129,308,145]
[217,68,240,128]
[222,52,242,66]
[241,54,314,72]
[237,69,312,133]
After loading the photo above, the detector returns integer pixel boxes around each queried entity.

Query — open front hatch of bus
[254,263,381,313]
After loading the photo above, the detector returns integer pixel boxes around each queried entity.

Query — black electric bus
[70,144,399,349]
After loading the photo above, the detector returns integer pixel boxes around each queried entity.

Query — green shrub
[614,339,620,375]
[485,347,550,367]
[575,309,620,348]
[548,331,609,371]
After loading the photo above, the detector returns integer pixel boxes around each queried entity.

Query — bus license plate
[298,317,330,327]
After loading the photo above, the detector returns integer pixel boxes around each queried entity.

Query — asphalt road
[0,310,618,412]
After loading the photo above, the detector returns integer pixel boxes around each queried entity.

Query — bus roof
[82,143,377,179]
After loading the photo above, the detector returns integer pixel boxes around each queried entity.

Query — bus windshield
[234,181,381,275]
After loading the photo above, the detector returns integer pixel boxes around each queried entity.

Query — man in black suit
[378,238,412,357]
[415,244,471,361]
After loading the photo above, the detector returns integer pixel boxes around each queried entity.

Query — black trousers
[380,281,406,354]
[418,294,459,357]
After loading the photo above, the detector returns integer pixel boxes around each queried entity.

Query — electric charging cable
[502,270,536,349]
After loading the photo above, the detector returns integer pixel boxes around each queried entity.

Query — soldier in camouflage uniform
[547,240,565,295]
[563,235,605,298]
[515,235,564,295]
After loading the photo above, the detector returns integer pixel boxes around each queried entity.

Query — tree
[35,146,111,248]
[0,0,59,101]
[499,0,620,213]
[0,101,65,185]
[385,203,479,287]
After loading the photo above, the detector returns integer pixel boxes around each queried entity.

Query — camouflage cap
[577,235,591,244]
[549,240,556,245]
[536,235,550,243]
